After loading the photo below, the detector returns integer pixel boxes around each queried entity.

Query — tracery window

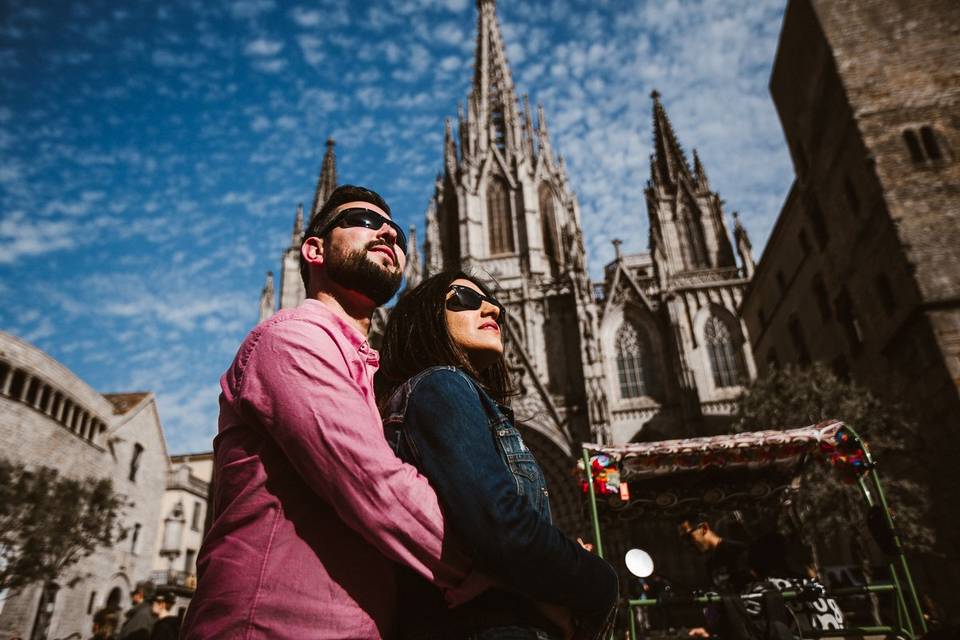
[539,182,560,277]
[615,322,660,399]
[487,177,514,254]
[704,315,744,388]
[680,207,708,268]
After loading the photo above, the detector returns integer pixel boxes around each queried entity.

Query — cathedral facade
[259,0,756,534]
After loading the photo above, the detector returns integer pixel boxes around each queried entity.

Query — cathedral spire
[470,0,521,156]
[650,90,692,189]
[291,203,304,246]
[692,149,709,190]
[309,138,337,223]
[444,117,457,176]
[258,271,275,323]
[732,212,755,278]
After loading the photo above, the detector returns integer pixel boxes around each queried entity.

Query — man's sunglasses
[317,208,407,254]
[446,284,506,325]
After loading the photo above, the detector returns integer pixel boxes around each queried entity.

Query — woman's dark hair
[378,270,514,410]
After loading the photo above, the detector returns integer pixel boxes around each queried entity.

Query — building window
[835,287,863,353]
[487,177,514,255]
[129,444,144,482]
[903,129,925,163]
[776,270,787,295]
[798,229,811,257]
[704,315,744,388]
[844,176,861,215]
[539,182,560,278]
[130,523,142,555]
[191,501,202,532]
[87,591,97,615]
[920,126,943,161]
[766,349,779,369]
[812,274,831,321]
[788,314,811,365]
[680,208,708,268]
[615,322,660,399]
[8,369,26,399]
[905,126,947,164]
[876,273,897,315]
[807,198,829,249]
[832,355,850,380]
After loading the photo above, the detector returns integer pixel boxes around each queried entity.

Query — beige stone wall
[0,332,169,639]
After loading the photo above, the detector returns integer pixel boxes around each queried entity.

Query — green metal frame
[582,424,928,639]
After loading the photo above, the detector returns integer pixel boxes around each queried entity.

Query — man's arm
[404,369,618,623]
[231,319,468,588]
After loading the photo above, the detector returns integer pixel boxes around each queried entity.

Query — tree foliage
[734,363,934,555]
[0,457,123,594]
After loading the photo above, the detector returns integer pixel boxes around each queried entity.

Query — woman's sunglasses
[317,208,408,254]
[446,284,506,325]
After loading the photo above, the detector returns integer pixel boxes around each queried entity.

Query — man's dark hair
[377,270,514,409]
[299,184,392,289]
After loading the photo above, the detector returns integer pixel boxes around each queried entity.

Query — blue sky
[0,0,794,453]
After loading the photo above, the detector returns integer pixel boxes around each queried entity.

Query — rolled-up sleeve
[231,318,468,588]
[404,369,618,619]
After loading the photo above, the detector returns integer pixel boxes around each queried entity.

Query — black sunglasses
[446,284,506,325]
[317,208,407,254]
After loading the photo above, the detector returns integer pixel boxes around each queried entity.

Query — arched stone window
[487,176,514,254]
[615,322,660,399]
[704,315,744,388]
[539,182,560,277]
[681,207,708,268]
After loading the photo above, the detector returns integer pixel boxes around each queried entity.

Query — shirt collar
[301,298,378,361]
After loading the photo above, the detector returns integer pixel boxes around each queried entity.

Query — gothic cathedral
[259,0,757,533]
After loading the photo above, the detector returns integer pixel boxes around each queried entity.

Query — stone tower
[259,139,338,322]
[423,0,608,532]
[595,93,756,445]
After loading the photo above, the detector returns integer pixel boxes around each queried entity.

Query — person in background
[678,516,752,638]
[90,607,120,639]
[149,591,179,640]
[117,581,155,640]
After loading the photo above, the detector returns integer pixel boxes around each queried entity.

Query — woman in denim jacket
[378,271,617,640]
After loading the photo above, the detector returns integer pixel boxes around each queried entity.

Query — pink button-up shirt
[182,299,468,639]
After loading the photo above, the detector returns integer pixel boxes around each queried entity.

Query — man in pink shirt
[182,185,470,639]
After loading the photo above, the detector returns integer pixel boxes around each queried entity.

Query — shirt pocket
[493,424,550,518]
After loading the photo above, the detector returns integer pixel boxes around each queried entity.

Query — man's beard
[326,240,403,306]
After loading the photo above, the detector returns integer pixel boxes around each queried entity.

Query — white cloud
[296,34,325,66]
[0,211,77,264]
[289,7,323,27]
[252,58,286,73]
[245,37,284,57]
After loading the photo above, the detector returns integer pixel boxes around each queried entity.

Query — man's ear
[301,236,325,268]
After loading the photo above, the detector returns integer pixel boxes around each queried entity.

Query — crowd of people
[88,580,180,640]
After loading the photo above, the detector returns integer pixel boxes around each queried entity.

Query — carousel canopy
[585,420,846,482]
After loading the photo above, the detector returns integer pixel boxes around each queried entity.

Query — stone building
[740,0,960,615]
[258,0,756,535]
[150,451,212,617]
[0,331,169,640]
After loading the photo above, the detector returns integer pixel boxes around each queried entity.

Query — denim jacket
[383,367,618,638]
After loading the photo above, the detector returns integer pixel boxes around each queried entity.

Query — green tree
[0,457,123,594]
[734,363,934,555]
